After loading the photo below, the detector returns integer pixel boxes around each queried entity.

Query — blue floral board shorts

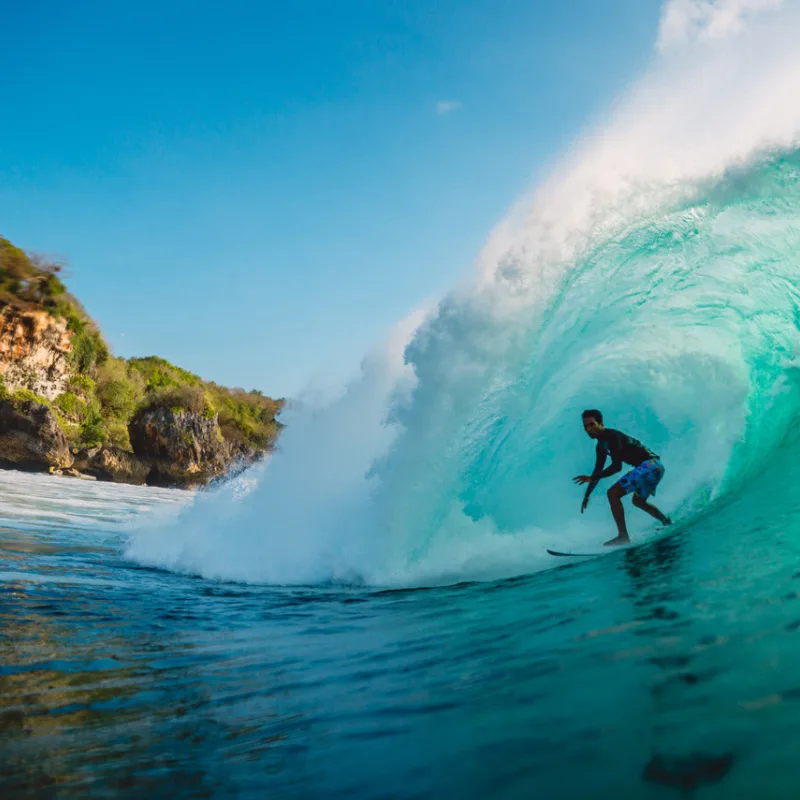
[617,458,664,499]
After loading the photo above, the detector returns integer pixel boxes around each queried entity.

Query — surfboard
[547,533,667,558]
[546,517,687,560]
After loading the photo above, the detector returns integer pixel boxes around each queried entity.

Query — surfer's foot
[603,536,630,547]
[662,517,673,526]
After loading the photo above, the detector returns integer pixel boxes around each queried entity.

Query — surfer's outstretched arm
[574,450,620,512]
[580,482,595,513]
[572,472,599,512]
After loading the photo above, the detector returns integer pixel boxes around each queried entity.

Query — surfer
[573,409,671,546]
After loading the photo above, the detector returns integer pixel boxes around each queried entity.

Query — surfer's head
[582,409,604,438]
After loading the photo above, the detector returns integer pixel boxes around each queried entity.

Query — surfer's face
[582,416,603,438]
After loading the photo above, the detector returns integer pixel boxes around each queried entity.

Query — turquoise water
[4,454,800,797]
[5,19,800,794]
[5,146,800,794]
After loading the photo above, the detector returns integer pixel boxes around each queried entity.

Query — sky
[0,0,663,399]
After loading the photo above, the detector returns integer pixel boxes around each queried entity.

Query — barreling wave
[126,0,800,586]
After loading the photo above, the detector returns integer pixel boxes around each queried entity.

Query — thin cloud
[658,0,784,50]
[435,100,462,115]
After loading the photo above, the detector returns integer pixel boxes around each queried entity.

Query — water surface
[4,469,800,798]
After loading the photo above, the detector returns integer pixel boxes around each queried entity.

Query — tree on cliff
[0,238,68,309]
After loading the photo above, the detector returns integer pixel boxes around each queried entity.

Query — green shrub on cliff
[68,374,96,397]
[52,356,149,449]
[53,391,87,421]
[95,359,144,415]
[140,384,210,416]
[0,238,30,297]
[52,390,106,446]
[9,387,51,409]
[79,405,105,447]
[0,238,67,308]
[57,419,81,441]
[97,377,138,418]
[50,357,144,449]
[213,389,283,449]
[68,325,109,375]
[128,357,201,392]
[104,418,131,450]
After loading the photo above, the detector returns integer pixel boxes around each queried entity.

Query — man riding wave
[573,409,671,546]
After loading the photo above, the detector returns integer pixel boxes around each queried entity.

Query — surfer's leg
[632,494,671,525]
[629,461,670,525]
[604,483,630,546]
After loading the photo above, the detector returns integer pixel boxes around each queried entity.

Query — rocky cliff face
[0,304,272,489]
[71,445,151,485]
[0,398,73,470]
[128,407,237,488]
[0,391,263,488]
[0,309,73,401]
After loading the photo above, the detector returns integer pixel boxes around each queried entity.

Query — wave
[126,0,800,586]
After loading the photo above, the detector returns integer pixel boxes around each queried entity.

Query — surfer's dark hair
[582,409,603,424]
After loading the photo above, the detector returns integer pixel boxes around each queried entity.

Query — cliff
[0,396,74,471]
[0,235,283,488]
[0,309,73,400]
[128,406,241,488]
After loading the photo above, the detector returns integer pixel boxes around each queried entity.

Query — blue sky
[0,0,661,398]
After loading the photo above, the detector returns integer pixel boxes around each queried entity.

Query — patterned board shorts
[617,458,664,499]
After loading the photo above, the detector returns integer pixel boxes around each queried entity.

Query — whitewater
[7,2,800,798]
[127,0,800,587]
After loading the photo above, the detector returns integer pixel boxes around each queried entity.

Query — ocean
[5,460,800,797]
[5,1,800,796]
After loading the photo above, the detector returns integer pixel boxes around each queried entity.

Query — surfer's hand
[573,475,592,485]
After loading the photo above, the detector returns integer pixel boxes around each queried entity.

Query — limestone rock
[206,441,267,488]
[71,445,150,485]
[128,407,232,488]
[0,309,73,401]
[62,468,96,480]
[0,398,74,470]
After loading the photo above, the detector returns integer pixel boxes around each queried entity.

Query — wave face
[126,0,800,586]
